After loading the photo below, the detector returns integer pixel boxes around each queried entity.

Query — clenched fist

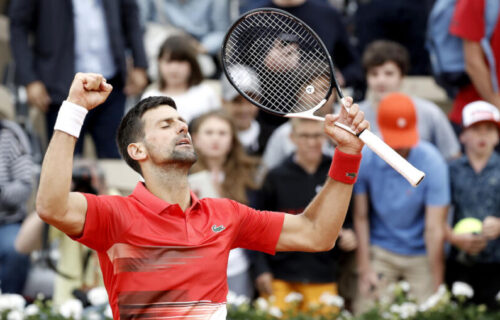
[66,73,113,111]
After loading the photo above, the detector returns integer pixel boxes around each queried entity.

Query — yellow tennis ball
[453,218,483,234]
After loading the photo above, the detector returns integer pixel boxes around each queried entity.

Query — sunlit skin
[158,55,191,94]
[366,61,404,104]
[223,95,259,131]
[290,120,326,173]
[192,116,233,162]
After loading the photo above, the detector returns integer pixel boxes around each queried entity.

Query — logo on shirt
[212,225,225,233]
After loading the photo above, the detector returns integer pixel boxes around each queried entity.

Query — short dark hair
[157,35,203,90]
[362,40,410,75]
[116,96,177,174]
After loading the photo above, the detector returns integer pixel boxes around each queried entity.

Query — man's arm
[463,40,500,108]
[353,193,378,297]
[424,205,448,290]
[36,73,112,236]
[275,99,368,252]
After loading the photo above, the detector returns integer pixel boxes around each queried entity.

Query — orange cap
[377,93,419,149]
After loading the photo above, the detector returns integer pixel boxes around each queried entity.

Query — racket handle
[358,130,425,187]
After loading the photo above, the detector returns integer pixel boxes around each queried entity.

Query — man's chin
[171,149,198,164]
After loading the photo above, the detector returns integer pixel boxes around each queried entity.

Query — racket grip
[358,130,425,187]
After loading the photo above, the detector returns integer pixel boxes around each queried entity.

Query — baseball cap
[221,65,260,101]
[377,93,419,149]
[462,100,500,129]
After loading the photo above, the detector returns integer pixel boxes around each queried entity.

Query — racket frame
[222,8,425,187]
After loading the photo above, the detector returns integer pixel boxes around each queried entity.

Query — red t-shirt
[449,0,500,124]
[71,182,284,319]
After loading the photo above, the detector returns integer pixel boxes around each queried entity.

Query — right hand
[255,272,274,296]
[358,267,379,298]
[26,81,51,112]
[452,233,488,255]
[67,73,113,111]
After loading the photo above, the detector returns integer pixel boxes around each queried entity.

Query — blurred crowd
[0,0,499,316]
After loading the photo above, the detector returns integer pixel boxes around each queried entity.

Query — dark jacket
[9,0,148,103]
[251,154,341,283]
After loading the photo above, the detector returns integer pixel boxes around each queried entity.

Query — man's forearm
[426,229,445,289]
[464,40,500,107]
[36,131,77,222]
[302,178,353,251]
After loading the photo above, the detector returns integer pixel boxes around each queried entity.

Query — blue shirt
[449,152,500,263]
[354,141,450,255]
[72,0,116,77]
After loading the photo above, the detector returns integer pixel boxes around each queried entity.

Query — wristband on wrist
[53,100,88,138]
[328,149,362,184]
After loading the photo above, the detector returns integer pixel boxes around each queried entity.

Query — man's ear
[127,142,147,161]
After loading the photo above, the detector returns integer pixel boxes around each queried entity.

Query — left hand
[338,228,357,251]
[324,97,369,155]
[124,68,148,96]
[482,216,500,240]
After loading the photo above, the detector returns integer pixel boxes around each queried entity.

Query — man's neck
[466,149,492,174]
[143,165,192,211]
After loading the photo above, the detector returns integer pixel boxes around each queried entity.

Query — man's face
[366,61,404,102]
[140,106,197,166]
[291,120,325,163]
[460,122,499,157]
[264,39,300,72]
[223,95,259,131]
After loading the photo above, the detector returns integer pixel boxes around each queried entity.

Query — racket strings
[224,11,332,115]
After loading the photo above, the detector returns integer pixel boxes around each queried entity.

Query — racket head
[222,8,342,117]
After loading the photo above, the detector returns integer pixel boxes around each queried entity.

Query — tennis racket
[221,8,425,186]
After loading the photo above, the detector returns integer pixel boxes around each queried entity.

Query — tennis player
[36,73,368,319]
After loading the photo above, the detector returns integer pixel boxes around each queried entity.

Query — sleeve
[424,148,451,207]
[69,194,132,252]
[450,0,485,41]
[8,0,39,86]
[230,200,285,255]
[121,0,148,69]
[0,131,33,210]
[428,105,461,160]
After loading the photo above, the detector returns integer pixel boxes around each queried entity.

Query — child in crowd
[188,111,260,299]
[142,35,220,124]
[446,101,500,309]
[359,40,460,160]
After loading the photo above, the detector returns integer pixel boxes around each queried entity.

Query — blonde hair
[189,111,260,204]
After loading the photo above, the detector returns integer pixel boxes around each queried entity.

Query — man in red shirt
[36,73,368,319]
[450,0,500,132]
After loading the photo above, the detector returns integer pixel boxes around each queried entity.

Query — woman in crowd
[142,35,220,123]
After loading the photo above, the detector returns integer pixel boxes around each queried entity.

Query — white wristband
[54,100,88,138]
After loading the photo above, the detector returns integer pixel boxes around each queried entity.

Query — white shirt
[142,84,221,123]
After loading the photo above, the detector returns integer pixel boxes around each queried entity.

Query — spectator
[15,160,106,306]
[446,101,500,309]
[253,0,363,128]
[252,118,357,314]
[354,0,433,75]
[189,110,260,299]
[353,93,449,313]
[142,35,220,124]
[221,65,274,156]
[359,40,461,161]
[0,117,34,293]
[139,0,230,79]
[262,72,336,169]
[448,0,500,151]
[9,0,148,158]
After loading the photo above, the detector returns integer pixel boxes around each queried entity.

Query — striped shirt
[0,120,34,224]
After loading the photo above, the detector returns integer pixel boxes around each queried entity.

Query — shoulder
[414,141,447,169]
[141,86,163,99]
